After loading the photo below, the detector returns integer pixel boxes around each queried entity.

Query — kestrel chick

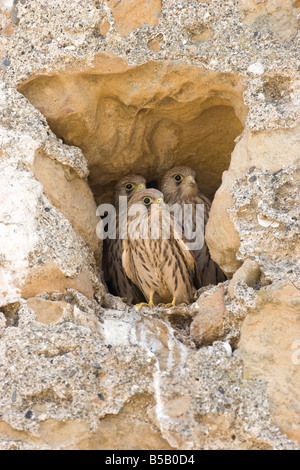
[160,166,226,286]
[122,188,201,309]
[113,174,147,205]
[103,174,146,303]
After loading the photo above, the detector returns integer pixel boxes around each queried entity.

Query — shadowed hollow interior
[18,57,247,205]
[18,56,248,295]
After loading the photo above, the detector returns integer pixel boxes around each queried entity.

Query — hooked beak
[186,175,196,185]
[156,197,166,208]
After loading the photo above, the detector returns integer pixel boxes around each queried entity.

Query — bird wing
[171,218,203,289]
[176,237,202,289]
[121,238,138,287]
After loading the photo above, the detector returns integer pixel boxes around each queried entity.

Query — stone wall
[0,0,299,450]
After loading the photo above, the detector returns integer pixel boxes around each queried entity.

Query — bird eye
[125,183,133,191]
[143,197,152,205]
[174,175,183,182]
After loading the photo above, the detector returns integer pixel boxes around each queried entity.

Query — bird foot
[163,297,177,308]
[136,297,155,312]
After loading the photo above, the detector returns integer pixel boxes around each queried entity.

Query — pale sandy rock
[98,18,110,37]
[22,263,94,301]
[247,61,265,75]
[206,123,300,276]
[0,163,39,307]
[0,83,103,307]
[0,1,16,42]
[0,156,100,307]
[190,287,226,346]
[147,33,164,51]
[62,413,173,450]
[32,149,99,255]
[107,0,162,36]
[238,0,299,42]
[26,298,69,324]
[0,303,297,450]
[228,165,300,289]
[228,259,261,299]
[205,185,242,277]
[238,281,300,444]
[162,395,191,418]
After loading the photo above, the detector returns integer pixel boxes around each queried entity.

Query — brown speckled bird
[122,189,201,310]
[103,174,146,303]
[160,166,227,286]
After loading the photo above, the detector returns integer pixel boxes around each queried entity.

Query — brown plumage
[122,189,201,309]
[160,166,227,286]
[103,174,146,303]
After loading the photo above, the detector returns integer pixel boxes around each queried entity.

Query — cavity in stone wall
[18,57,247,301]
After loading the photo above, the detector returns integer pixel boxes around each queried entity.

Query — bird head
[127,189,167,240]
[114,174,146,205]
[160,166,198,201]
[128,188,166,212]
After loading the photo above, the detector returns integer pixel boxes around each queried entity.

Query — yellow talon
[136,295,155,312]
[164,297,177,308]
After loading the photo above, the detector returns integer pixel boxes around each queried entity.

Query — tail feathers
[195,243,227,286]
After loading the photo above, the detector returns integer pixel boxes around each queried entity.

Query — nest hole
[18,59,247,301]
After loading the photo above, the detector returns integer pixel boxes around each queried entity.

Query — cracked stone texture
[229,165,300,289]
[0,0,299,450]
[0,301,298,450]
[205,123,300,276]
[238,281,300,444]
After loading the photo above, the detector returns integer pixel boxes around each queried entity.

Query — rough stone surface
[32,148,100,255]
[206,125,300,277]
[0,0,299,450]
[0,81,103,309]
[107,0,162,36]
[190,286,226,346]
[0,301,297,450]
[228,258,261,299]
[238,281,300,444]
[229,165,300,289]
[26,298,68,324]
